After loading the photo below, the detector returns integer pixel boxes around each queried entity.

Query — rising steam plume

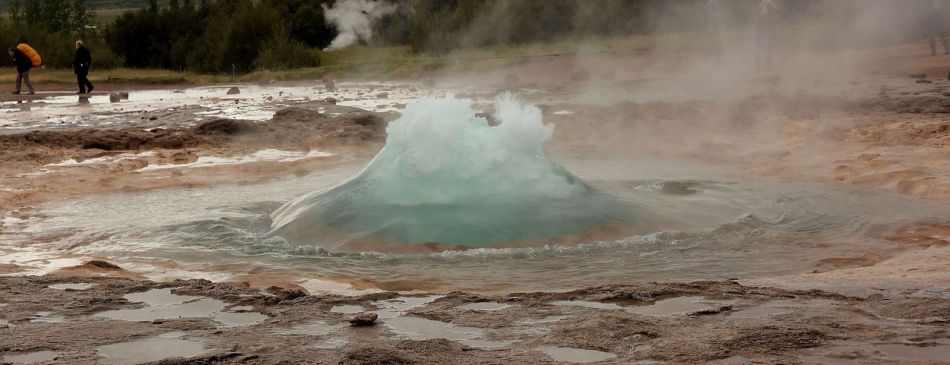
[323,0,398,51]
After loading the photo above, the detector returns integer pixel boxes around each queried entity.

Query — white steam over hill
[323,0,397,51]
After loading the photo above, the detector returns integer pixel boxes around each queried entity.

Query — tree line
[1,0,942,73]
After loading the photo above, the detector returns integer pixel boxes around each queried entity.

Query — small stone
[109,93,121,102]
[916,79,933,84]
[227,87,241,95]
[377,92,388,99]
[119,92,129,99]
[349,312,378,326]
[325,97,338,104]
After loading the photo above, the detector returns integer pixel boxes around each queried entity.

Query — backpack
[16,43,42,67]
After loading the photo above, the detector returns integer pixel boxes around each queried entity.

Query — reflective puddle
[48,283,94,291]
[372,295,442,319]
[94,288,266,327]
[310,337,349,350]
[875,339,950,362]
[553,296,733,316]
[537,346,617,363]
[550,300,625,311]
[273,321,343,336]
[28,311,65,323]
[456,302,513,311]
[626,296,731,316]
[369,296,511,349]
[381,316,512,349]
[1,350,59,364]
[97,332,207,365]
[330,304,365,314]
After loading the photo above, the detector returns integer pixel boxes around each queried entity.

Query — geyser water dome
[267,95,634,250]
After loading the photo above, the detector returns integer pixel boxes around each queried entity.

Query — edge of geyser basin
[264,95,639,251]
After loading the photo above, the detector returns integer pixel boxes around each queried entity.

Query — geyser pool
[267,95,636,249]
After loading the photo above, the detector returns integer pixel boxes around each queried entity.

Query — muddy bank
[2,272,949,364]
[546,79,950,202]
[0,101,388,166]
[0,101,391,213]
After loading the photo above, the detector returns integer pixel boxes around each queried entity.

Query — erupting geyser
[267,95,633,250]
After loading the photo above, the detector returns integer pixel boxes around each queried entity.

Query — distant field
[0,0,166,10]
[0,0,164,22]
[0,33,700,88]
[94,7,138,23]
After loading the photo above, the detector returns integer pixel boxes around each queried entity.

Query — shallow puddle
[554,297,731,316]
[537,346,617,363]
[330,304,365,314]
[875,339,950,362]
[95,288,266,327]
[516,315,572,325]
[97,332,207,365]
[371,295,442,319]
[512,315,573,336]
[48,283,94,290]
[626,296,729,316]
[137,149,333,171]
[273,321,343,336]
[212,310,268,328]
[550,300,625,311]
[28,311,65,323]
[310,337,349,350]
[712,355,753,364]
[456,302,513,311]
[0,350,59,364]
[382,316,511,349]
[726,304,791,321]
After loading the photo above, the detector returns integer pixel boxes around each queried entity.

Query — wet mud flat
[2,274,949,364]
[1,69,950,364]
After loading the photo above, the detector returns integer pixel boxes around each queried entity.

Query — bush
[254,27,321,71]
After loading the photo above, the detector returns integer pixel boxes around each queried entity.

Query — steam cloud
[323,0,398,51]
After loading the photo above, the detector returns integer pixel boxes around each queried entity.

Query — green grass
[0,67,215,85]
[0,33,703,85]
[94,7,138,23]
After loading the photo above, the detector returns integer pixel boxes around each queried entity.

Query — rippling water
[8,156,946,293]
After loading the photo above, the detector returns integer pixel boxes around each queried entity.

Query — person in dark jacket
[928,0,949,56]
[73,40,94,94]
[7,47,35,95]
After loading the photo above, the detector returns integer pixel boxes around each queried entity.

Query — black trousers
[76,68,93,93]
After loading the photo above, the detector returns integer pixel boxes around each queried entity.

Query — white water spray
[267,95,634,248]
[323,0,397,51]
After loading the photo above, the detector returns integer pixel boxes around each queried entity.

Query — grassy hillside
[0,0,168,11]
[0,0,169,23]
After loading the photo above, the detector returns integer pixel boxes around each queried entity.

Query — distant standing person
[74,40,94,94]
[755,0,779,71]
[928,0,949,56]
[8,47,35,95]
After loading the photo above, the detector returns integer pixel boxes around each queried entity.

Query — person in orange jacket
[8,47,35,95]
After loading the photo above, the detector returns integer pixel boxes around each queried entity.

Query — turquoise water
[268,96,636,248]
[7,96,949,293]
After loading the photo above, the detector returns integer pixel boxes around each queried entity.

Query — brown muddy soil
[3,43,950,364]
[0,101,392,214]
[2,272,948,364]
